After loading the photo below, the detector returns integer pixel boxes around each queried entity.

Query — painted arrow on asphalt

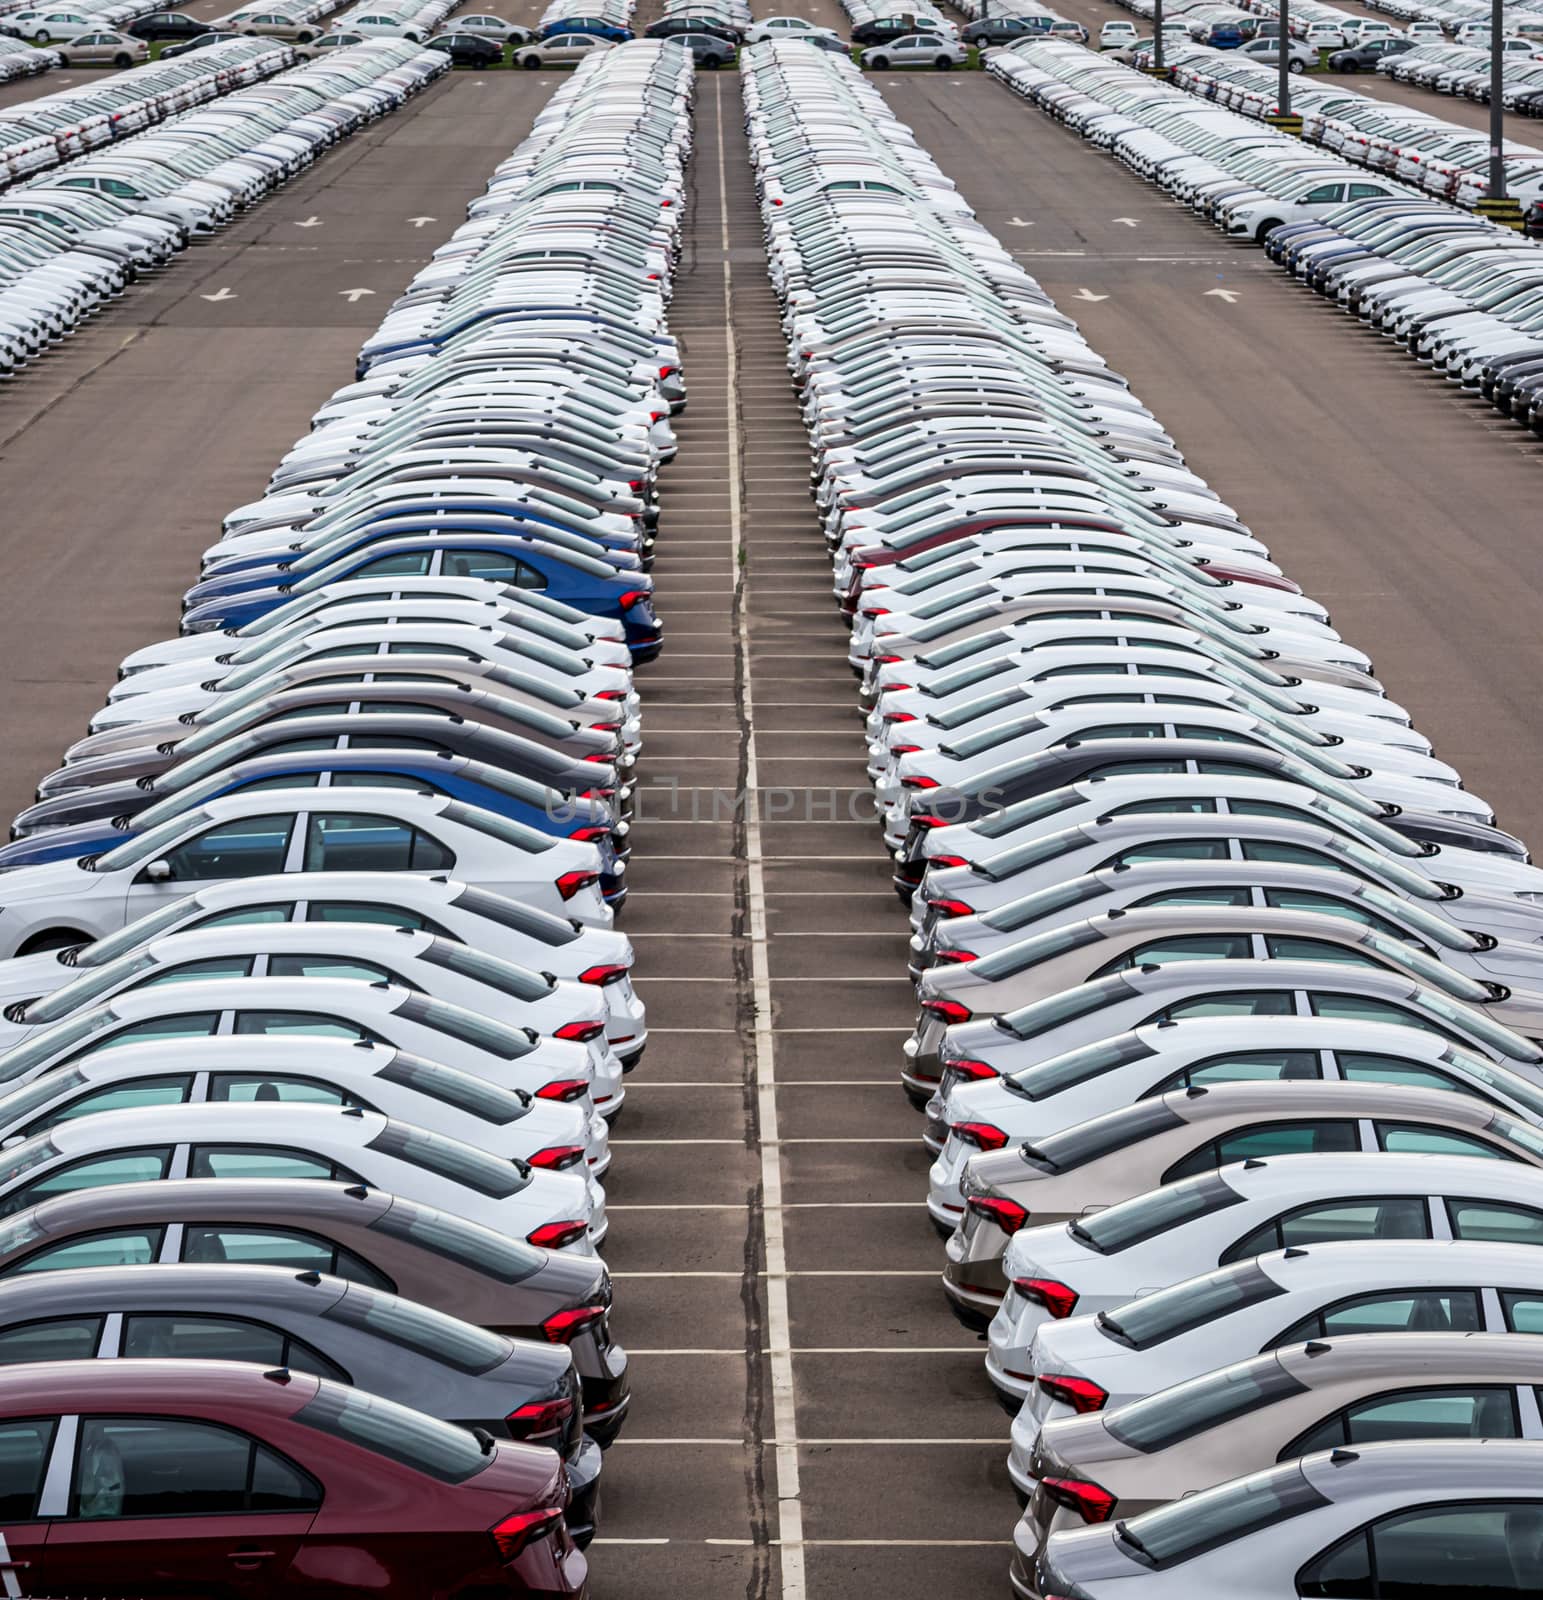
[339,288,376,303]
[200,287,237,302]
[1112,217,1140,227]
[1205,287,1241,303]
[1072,287,1109,302]
[408,216,437,227]
[1006,216,1034,227]
[293,215,322,228]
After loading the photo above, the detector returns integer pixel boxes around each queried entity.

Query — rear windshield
[981,875,1107,932]
[394,993,534,1059]
[968,922,1103,981]
[1074,1170,1245,1255]
[367,1122,532,1200]
[1004,1033,1155,1101]
[367,1201,545,1283]
[1115,1463,1327,1568]
[1023,1099,1185,1175]
[324,1286,514,1374]
[295,1383,489,1483]
[452,886,580,944]
[1097,1261,1286,1350]
[999,974,1135,1040]
[1106,1357,1307,1453]
[418,939,554,1003]
[377,1053,531,1125]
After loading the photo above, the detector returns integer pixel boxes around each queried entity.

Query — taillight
[595,689,628,701]
[535,1079,589,1103]
[933,950,977,964]
[946,1058,998,1082]
[967,1194,1029,1232]
[911,815,948,830]
[929,854,968,869]
[528,1145,587,1171]
[490,1506,564,1562]
[902,775,940,790]
[555,1020,605,1043]
[890,743,922,756]
[616,589,649,610]
[506,1395,575,1443]
[952,1121,1008,1152]
[1037,1373,1108,1414]
[578,963,629,986]
[568,826,611,843]
[556,870,600,901]
[1014,1277,1079,1318]
[1042,1476,1116,1525]
[922,999,971,1025]
[528,1219,588,1250]
[883,711,917,723]
[862,606,891,618]
[541,1304,607,1344]
[927,897,975,918]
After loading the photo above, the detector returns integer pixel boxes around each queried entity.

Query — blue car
[0,751,628,903]
[200,499,649,580]
[538,16,634,40]
[356,306,665,379]
[180,533,662,659]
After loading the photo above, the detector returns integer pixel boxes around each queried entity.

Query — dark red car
[0,1360,588,1597]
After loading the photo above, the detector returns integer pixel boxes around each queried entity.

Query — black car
[961,16,1038,43]
[1515,89,1543,118]
[427,29,504,63]
[643,14,740,41]
[127,11,211,39]
[161,28,241,54]
[786,30,849,52]
[851,14,941,43]
[1328,34,1413,70]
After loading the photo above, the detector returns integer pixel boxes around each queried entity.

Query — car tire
[1254,218,1283,242]
[521,53,540,66]
[868,52,887,67]
[702,52,720,66]
[296,29,312,41]
[113,51,131,63]
[1340,59,1358,71]
[16,928,87,955]
[934,55,952,68]
[33,29,49,42]
[1288,57,1304,72]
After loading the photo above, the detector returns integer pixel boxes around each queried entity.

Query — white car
[1012,1238,1543,1469]
[1032,1437,1543,1600]
[0,1101,603,1251]
[0,1033,609,1175]
[0,787,611,958]
[0,872,643,1064]
[1098,19,1138,48]
[0,921,620,1090]
[746,16,840,43]
[858,32,965,69]
[990,1148,1543,1427]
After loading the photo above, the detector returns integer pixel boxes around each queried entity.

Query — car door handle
[228,1550,276,1569]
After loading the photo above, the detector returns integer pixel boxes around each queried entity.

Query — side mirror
[143,860,173,883]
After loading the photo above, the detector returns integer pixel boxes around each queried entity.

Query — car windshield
[1097,1261,1286,1350]
[1074,1170,1245,1255]
[1116,1463,1328,1567]
[393,993,535,1059]
[295,1382,489,1483]
[1004,1033,1155,1100]
[1106,1357,1308,1453]
[324,1285,514,1373]
[1022,1099,1186,1175]
[367,1120,532,1199]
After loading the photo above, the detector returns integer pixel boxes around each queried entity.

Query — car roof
[0,1356,320,1414]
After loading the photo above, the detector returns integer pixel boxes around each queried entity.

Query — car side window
[92,1014,221,1049]
[188,1145,356,1183]
[71,1418,320,1519]
[1221,1196,1429,1266]
[1155,990,1296,1022]
[1094,934,1252,978]
[1373,1122,1510,1160]
[136,957,256,989]
[1447,1200,1543,1247]
[28,1077,194,1135]
[1148,1050,1322,1094]
[0,1419,55,1518]
[1286,1389,1522,1464]
[1107,840,1233,866]
[1269,1289,1483,1348]
[1299,1500,1543,1598]
[0,1316,104,1365]
[304,814,453,874]
[1337,1054,1471,1096]
[305,901,453,937]
[0,1149,172,1220]
[1263,936,1381,968]
[156,816,294,883]
[208,1075,352,1108]
[266,955,400,985]
[122,1314,349,1383]
[231,1011,372,1041]
[180,1226,392,1290]
[5,1228,165,1276]
[1164,1119,1359,1183]
[190,906,293,930]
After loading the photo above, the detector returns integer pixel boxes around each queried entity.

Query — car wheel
[33,29,49,42]
[934,55,952,68]
[296,29,312,41]
[113,50,131,63]
[1288,57,1304,72]
[702,52,720,66]
[1254,218,1283,242]
[521,53,540,66]
[16,928,87,956]
[1340,59,1358,71]
[868,53,887,67]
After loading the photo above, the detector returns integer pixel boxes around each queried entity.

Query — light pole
[1154,0,1165,72]
[1277,0,1290,121]
[1477,0,1524,225]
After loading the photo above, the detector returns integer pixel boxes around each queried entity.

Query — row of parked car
[1380,40,1543,112]
[0,36,689,1596]
[0,34,293,187]
[0,39,443,375]
[743,31,1543,1600]
[0,34,54,71]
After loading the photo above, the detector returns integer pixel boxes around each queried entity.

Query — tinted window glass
[1223,1197,1429,1266]
[1448,1200,1543,1247]
[1099,1262,1284,1350]
[160,816,293,882]
[34,1078,192,1133]
[1150,1051,1321,1094]
[1273,1290,1483,1347]
[0,1316,103,1364]
[366,1123,530,1199]
[366,1203,544,1283]
[305,815,452,874]
[1164,1120,1359,1183]
[1374,1123,1508,1160]
[294,1384,486,1484]
[1107,1358,1306,1453]
[0,1419,53,1517]
[0,1150,171,1219]
[1161,990,1296,1022]
[189,1146,344,1182]
[1117,1465,1326,1567]
[121,1315,349,1383]
[308,902,451,937]
[1076,1172,1244,1256]
[181,1226,390,1290]
[323,1289,512,1374]
[1094,934,1252,978]
[7,1228,164,1275]
[208,1076,349,1107]
[232,1012,369,1041]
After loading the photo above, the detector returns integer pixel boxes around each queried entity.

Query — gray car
[0,1177,630,1440]
[0,1262,600,1541]
[1019,1330,1543,1574]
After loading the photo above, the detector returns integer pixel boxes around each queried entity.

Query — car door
[0,1416,57,1592]
[39,1414,319,1597]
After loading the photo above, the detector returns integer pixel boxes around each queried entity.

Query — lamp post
[1154,0,1165,72]
[1277,0,1290,120]
[1478,0,1524,226]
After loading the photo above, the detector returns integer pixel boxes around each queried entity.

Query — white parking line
[627,1347,983,1356]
